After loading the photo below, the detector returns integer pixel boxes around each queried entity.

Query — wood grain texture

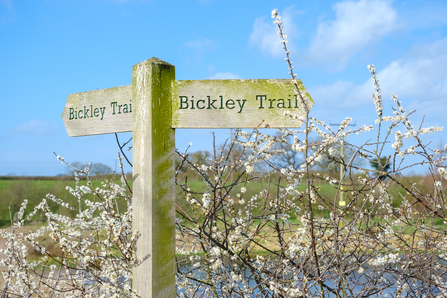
[132,58,176,298]
[172,79,313,128]
[63,66,314,297]
[62,85,132,137]
[62,79,313,137]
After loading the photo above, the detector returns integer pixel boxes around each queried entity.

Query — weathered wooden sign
[63,85,132,136]
[62,80,313,136]
[171,79,313,128]
[62,57,313,298]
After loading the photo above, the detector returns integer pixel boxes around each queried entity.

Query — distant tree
[65,162,112,176]
[311,139,364,176]
[370,156,391,180]
[176,150,212,173]
[271,133,304,170]
[190,150,212,166]
[269,134,363,174]
[219,143,248,168]
[65,161,84,176]
[90,163,113,176]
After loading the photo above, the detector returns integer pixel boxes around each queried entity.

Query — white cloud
[310,80,355,108]
[208,72,240,80]
[309,37,447,122]
[0,0,15,25]
[184,37,216,54]
[344,37,447,107]
[373,38,447,99]
[304,0,397,70]
[183,37,216,64]
[12,120,58,136]
[1,0,12,9]
[402,3,447,29]
[248,6,299,58]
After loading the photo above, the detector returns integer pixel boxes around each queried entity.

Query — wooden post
[62,59,314,297]
[132,57,176,297]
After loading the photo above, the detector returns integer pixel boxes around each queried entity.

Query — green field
[0,176,131,226]
[0,172,437,227]
[0,173,442,264]
[0,174,330,226]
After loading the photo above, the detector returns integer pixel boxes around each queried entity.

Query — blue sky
[0,0,446,176]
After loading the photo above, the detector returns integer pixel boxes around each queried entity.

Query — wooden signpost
[62,57,313,297]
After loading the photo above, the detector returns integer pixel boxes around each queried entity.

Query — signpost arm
[132,58,176,297]
[62,59,312,296]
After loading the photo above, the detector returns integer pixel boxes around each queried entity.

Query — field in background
[0,175,132,226]
[0,171,442,281]
[0,171,437,227]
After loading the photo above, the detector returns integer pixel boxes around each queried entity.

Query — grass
[1,172,434,228]
[0,173,442,261]
[0,176,131,227]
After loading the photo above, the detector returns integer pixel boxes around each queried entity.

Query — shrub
[1,8,447,297]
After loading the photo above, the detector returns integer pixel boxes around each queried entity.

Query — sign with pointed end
[62,85,132,137]
[62,57,313,297]
[62,79,313,136]
[171,79,313,128]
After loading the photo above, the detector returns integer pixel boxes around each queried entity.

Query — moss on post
[132,57,176,298]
